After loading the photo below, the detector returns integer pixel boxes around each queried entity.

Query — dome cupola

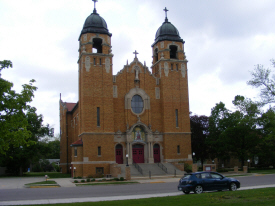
[152,7,183,47]
[79,1,112,40]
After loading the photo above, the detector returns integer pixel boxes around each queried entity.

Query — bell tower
[151,7,191,161]
[78,0,114,134]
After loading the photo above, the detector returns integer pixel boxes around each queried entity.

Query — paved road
[0,174,275,205]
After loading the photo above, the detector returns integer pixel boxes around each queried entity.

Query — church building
[59,2,192,177]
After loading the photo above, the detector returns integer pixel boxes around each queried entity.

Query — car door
[200,172,215,191]
[211,173,228,190]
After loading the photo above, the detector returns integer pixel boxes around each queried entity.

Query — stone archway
[125,122,154,164]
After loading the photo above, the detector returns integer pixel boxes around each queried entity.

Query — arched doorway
[153,144,160,163]
[132,144,144,163]
[115,144,123,164]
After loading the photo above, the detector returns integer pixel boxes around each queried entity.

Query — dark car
[178,171,240,194]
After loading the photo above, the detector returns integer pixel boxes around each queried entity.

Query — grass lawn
[248,169,275,174]
[25,181,57,185]
[75,181,139,186]
[21,187,275,206]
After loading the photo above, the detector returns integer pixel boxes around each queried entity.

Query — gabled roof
[70,139,83,147]
[66,103,77,112]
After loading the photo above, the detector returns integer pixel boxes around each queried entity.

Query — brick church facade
[60,4,192,177]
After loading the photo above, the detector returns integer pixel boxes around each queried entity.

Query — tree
[0,60,37,155]
[190,115,209,167]
[208,96,261,167]
[247,59,275,105]
[257,108,275,167]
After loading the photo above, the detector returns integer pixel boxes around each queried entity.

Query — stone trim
[71,161,116,164]
[163,132,192,134]
[78,132,115,137]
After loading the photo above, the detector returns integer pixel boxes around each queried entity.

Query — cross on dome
[133,50,139,59]
[92,0,98,13]
[164,7,169,21]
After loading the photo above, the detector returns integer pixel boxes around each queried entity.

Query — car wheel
[194,185,203,194]
[229,182,237,191]
[183,191,190,194]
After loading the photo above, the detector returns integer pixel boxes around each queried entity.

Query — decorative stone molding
[105,57,111,73]
[181,63,186,78]
[159,64,162,78]
[83,34,87,41]
[125,87,150,113]
[113,85,118,98]
[164,62,169,76]
[82,46,86,53]
[155,87,160,99]
[85,56,90,72]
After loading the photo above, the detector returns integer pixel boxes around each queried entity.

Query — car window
[211,173,223,179]
[195,174,201,179]
[181,174,192,179]
[201,173,211,179]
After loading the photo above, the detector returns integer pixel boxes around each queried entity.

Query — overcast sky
[1,0,275,136]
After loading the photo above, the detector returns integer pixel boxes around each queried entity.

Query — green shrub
[74,180,78,183]
[86,178,90,182]
[81,180,85,183]
[77,176,82,179]
[217,168,229,173]
[114,178,119,181]
[184,163,192,173]
[120,177,125,181]
[91,178,95,182]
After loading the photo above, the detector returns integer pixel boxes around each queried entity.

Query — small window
[93,38,102,53]
[97,107,100,127]
[177,145,180,154]
[99,58,102,65]
[169,45,178,59]
[154,48,158,62]
[175,109,179,127]
[74,147,77,157]
[176,64,178,71]
[96,167,104,175]
[98,146,101,156]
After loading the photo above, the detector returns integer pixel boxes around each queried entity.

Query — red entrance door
[133,146,144,163]
[154,148,160,163]
[116,149,123,164]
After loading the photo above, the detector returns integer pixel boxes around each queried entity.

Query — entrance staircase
[116,163,186,178]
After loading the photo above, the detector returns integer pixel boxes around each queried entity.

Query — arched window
[169,45,178,59]
[131,95,144,114]
[154,48,158,62]
[92,38,103,53]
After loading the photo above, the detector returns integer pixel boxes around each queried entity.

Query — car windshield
[181,174,192,179]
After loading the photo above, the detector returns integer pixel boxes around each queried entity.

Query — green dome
[152,18,183,47]
[79,10,112,40]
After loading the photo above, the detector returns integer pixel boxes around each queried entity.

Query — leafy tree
[0,60,57,175]
[208,96,261,167]
[257,108,275,167]
[0,60,37,155]
[190,114,209,167]
[247,59,275,105]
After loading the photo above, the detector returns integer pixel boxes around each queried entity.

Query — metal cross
[164,7,169,20]
[133,50,139,58]
[92,0,98,12]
